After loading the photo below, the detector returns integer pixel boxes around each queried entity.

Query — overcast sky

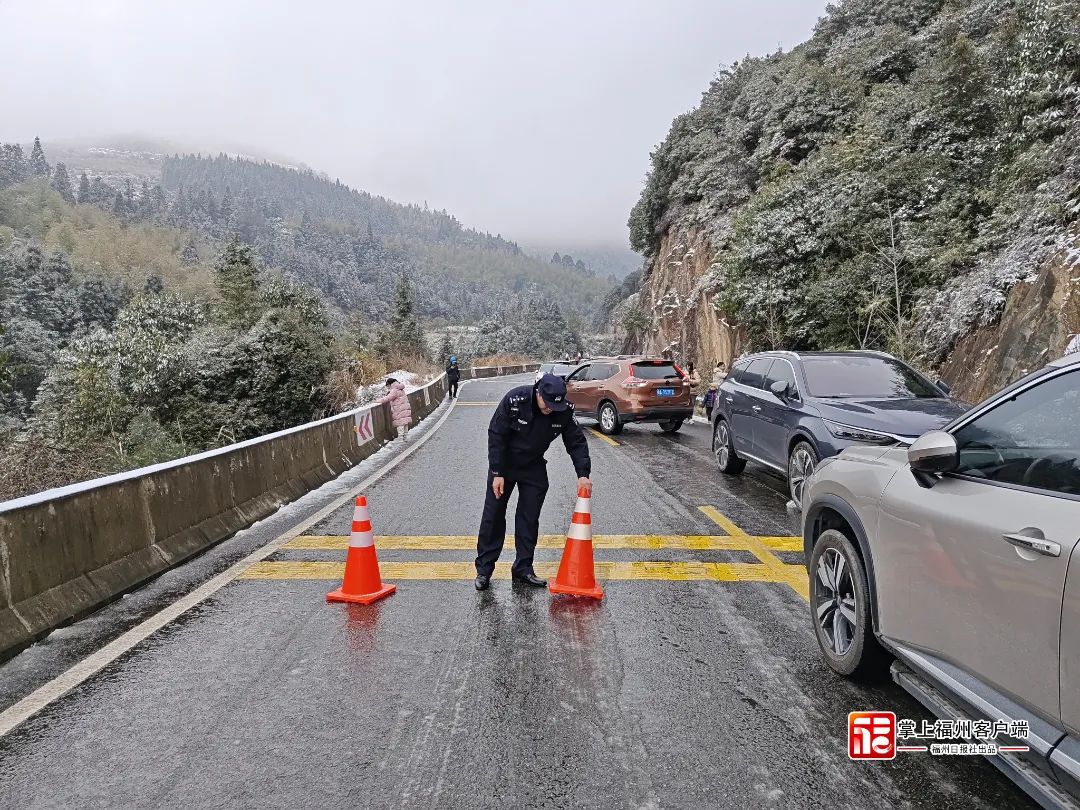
[0,0,826,251]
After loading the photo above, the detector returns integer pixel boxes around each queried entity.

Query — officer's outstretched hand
[577,477,592,496]
[492,476,505,498]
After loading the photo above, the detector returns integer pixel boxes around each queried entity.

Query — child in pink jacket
[379,378,413,441]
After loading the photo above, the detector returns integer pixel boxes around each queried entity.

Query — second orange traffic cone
[326,496,397,605]
[549,485,604,599]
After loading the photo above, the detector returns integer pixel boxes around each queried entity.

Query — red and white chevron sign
[354,411,374,444]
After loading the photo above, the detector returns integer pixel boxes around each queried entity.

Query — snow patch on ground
[354,369,438,405]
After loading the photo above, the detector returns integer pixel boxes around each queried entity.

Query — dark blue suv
[712,351,968,508]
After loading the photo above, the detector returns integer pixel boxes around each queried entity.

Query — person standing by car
[685,362,702,419]
[446,355,461,398]
[712,360,727,389]
[685,363,701,392]
[703,384,718,421]
[474,374,592,591]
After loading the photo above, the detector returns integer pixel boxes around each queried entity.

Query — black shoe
[475,574,491,591]
[512,572,548,587]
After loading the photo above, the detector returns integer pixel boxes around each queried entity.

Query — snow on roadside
[354,369,438,406]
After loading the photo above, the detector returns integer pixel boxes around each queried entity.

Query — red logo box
[849,712,896,760]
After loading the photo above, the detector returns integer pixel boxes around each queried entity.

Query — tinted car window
[566,365,589,383]
[552,363,577,377]
[954,369,1080,496]
[765,359,798,396]
[588,363,616,381]
[539,363,554,374]
[801,356,941,398]
[632,361,681,380]
[729,360,751,384]
[740,358,772,389]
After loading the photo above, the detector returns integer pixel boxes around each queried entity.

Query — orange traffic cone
[549,485,604,599]
[326,496,397,605]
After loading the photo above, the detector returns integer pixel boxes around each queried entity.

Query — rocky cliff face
[632,227,744,371]
[630,224,1079,403]
[937,230,1080,403]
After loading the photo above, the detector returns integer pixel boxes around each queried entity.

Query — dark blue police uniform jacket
[487,385,591,479]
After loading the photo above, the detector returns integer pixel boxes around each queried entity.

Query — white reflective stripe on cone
[349,530,375,548]
[567,522,591,541]
[574,496,591,514]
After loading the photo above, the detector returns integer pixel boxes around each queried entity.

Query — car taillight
[622,375,649,389]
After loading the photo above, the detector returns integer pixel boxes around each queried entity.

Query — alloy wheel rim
[789,447,815,507]
[601,407,615,431]
[715,423,730,467]
[815,548,857,655]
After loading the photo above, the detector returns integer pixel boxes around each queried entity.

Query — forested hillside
[0,138,599,500]
[621,0,1079,395]
[159,153,612,323]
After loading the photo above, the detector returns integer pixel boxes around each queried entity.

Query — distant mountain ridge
[21,141,613,324]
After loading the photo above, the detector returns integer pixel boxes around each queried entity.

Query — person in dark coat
[474,374,592,590]
[446,355,461,398]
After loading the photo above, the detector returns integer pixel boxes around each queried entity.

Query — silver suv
[803,352,1080,808]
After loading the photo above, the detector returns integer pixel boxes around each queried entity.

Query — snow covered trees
[629,0,1080,359]
[51,163,76,204]
[27,137,49,178]
[385,275,426,359]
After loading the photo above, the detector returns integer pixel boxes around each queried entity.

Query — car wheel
[809,529,889,679]
[712,418,746,474]
[659,419,683,433]
[788,441,818,510]
[598,401,623,435]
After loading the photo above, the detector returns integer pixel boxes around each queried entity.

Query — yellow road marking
[699,506,809,602]
[587,428,620,446]
[285,534,802,551]
[239,560,782,582]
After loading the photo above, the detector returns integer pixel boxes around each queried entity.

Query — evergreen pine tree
[77,172,90,203]
[214,237,261,324]
[88,176,111,204]
[220,185,235,227]
[0,143,28,187]
[389,275,425,358]
[181,239,199,266]
[437,332,454,364]
[51,163,76,204]
[112,191,126,216]
[28,137,49,177]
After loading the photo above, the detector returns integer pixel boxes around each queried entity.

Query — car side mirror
[936,379,951,395]
[769,380,790,399]
[908,430,958,487]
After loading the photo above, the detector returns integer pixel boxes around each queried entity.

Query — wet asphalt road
[0,375,1034,809]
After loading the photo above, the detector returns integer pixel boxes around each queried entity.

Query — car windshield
[551,363,577,376]
[801,356,942,399]
[632,361,680,380]
[539,364,554,373]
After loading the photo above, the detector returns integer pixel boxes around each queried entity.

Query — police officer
[474,374,591,590]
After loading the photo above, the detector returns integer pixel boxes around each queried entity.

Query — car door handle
[725,396,733,403]
[1003,533,1061,557]
[752,405,762,412]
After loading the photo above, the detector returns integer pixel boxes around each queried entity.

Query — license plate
[657,388,675,397]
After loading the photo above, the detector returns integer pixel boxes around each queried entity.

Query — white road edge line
[0,381,474,738]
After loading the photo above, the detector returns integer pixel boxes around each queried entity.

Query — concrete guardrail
[0,364,538,661]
